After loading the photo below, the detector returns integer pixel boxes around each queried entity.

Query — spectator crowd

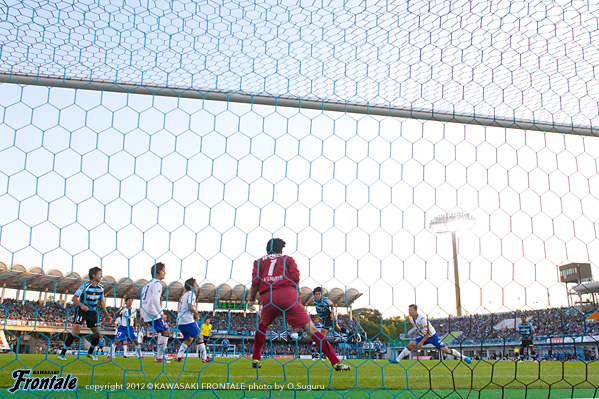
[432,307,599,343]
[2,297,598,358]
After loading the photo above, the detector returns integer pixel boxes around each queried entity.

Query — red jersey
[252,253,300,295]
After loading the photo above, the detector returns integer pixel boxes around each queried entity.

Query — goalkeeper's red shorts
[259,286,310,329]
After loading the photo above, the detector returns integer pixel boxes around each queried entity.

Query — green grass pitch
[0,355,597,398]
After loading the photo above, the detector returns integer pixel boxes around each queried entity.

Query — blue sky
[1,83,598,317]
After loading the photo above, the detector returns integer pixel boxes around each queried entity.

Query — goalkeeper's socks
[252,324,268,361]
[312,331,340,366]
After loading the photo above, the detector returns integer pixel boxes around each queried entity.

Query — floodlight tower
[429,213,476,317]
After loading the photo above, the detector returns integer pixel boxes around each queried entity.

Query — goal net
[1,0,598,398]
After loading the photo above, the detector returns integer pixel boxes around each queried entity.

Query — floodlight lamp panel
[429,213,476,233]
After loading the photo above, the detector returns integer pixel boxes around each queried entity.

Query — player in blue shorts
[108,297,142,359]
[392,304,472,364]
[140,262,172,363]
[175,278,210,363]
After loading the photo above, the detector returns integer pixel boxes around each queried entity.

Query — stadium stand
[2,295,598,361]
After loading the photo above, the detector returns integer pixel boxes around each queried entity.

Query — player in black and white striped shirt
[517,314,535,362]
[59,267,112,361]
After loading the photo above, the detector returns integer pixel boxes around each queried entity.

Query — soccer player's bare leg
[72,324,82,336]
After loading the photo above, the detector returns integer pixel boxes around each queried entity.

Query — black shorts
[73,308,99,329]
[521,339,533,348]
[202,335,210,342]
[321,315,334,329]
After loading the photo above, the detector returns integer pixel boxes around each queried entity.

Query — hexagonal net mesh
[1,1,599,398]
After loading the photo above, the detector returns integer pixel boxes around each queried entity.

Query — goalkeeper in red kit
[248,238,350,371]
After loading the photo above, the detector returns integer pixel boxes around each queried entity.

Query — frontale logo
[9,369,78,393]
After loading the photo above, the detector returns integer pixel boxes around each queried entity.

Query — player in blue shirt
[373,337,383,360]
[517,314,534,362]
[312,287,351,337]
[95,337,105,356]
[59,267,112,361]
[221,338,230,354]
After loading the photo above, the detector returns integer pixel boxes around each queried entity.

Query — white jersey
[177,291,197,325]
[136,326,145,344]
[411,313,437,337]
[140,278,164,322]
[117,307,137,329]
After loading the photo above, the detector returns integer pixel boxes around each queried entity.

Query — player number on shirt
[268,259,276,276]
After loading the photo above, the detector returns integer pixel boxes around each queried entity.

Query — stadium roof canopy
[571,281,599,294]
[0,262,362,307]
